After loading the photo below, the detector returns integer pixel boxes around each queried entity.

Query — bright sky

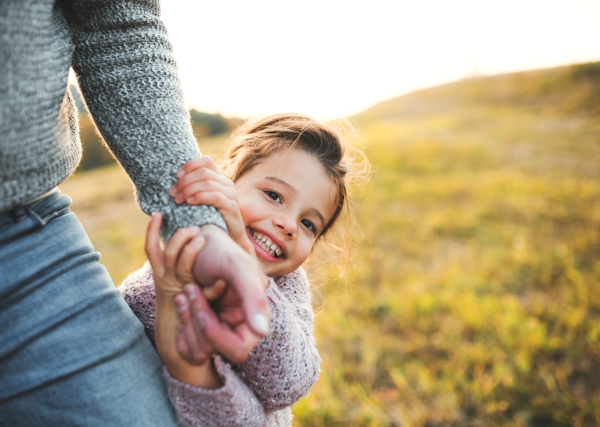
[158,0,600,120]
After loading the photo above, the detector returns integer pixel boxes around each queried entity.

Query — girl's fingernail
[169,186,177,197]
[185,284,197,300]
[175,194,184,203]
[189,226,200,233]
[175,295,188,313]
[191,235,205,247]
[177,169,186,178]
[196,312,206,329]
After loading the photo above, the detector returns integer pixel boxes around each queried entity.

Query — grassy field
[60,62,600,426]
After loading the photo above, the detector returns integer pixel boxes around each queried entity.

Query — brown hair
[223,113,356,236]
[221,113,370,279]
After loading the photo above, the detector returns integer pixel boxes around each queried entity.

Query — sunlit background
[64,1,600,425]
[155,0,600,120]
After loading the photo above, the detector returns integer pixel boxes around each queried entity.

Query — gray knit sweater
[0,0,225,239]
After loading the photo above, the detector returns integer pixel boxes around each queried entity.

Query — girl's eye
[301,219,316,234]
[265,190,281,203]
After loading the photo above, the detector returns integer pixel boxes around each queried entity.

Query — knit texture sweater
[119,262,321,427]
[0,0,225,239]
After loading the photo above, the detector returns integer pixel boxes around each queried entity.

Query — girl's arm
[120,266,287,427]
[121,217,284,427]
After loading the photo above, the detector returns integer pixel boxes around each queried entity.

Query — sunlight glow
[157,0,600,120]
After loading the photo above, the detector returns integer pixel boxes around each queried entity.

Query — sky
[154,1,600,120]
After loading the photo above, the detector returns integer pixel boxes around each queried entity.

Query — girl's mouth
[249,229,283,258]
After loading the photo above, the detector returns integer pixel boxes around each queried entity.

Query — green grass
[61,62,600,426]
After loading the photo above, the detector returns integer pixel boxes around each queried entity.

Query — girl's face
[235,148,338,276]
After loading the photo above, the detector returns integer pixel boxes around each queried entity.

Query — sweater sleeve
[119,264,292,427]
[63,0,226,241]
[233,269,321,411]
[165,357,291,427]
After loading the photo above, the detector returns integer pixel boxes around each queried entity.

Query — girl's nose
[274,215,296,239]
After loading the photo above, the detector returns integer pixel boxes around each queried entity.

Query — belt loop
[11,205,27,222]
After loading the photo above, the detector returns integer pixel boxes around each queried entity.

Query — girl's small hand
[170,156,254,256]
[145,213,223,388]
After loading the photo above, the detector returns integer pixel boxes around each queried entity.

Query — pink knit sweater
[119,262,320,427]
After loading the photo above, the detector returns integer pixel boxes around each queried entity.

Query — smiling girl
[119,113,367,426]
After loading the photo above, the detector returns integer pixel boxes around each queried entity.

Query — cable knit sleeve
[62,0,226,241]
[233,269,321,411]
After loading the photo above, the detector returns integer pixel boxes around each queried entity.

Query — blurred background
[62,1,600,425]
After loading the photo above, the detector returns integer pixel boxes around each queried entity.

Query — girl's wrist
[165,356,223,389]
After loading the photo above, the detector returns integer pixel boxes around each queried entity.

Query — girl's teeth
[250,230,282,258]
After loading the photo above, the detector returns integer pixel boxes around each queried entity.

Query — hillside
[60,62,600,426]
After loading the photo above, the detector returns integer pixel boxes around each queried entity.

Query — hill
[60,62,600,426]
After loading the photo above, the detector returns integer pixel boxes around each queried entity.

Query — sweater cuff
[164,356,270,427]
[159,202,227,242]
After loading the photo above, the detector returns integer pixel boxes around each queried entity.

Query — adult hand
[175,283,261,364]
[192,224,271,348]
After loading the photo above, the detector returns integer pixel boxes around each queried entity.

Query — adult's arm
[63,0,226,240]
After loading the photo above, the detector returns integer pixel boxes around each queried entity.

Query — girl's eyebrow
[265,176,326,229]
[265,176,297,195]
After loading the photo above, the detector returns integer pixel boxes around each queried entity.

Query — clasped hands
[147,157,270,385]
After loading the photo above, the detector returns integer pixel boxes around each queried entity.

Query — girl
[119,113,365,426]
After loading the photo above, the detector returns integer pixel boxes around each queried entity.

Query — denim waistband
[0,189,70,228]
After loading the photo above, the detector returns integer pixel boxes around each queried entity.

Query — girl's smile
[235,148,338,276]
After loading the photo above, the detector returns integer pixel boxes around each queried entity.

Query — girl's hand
[170,156,254,256]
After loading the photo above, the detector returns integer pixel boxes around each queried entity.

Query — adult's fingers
[163,226,200,278]
[230,262,271,337]
[201,312,261,364]
[145,212,164,276]
[183,285,217,364]
[175,324,195,365]
[202,279,227,302]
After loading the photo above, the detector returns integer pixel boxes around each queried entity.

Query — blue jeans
[0,190,178,426]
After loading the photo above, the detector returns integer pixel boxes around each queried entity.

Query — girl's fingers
[145,212,164,275]
[177,181,238,205]
[184,192,241,224]
[171,168,235,200]
[163,226,200,277]
[175,233,206,285]
[177,156,219,179]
